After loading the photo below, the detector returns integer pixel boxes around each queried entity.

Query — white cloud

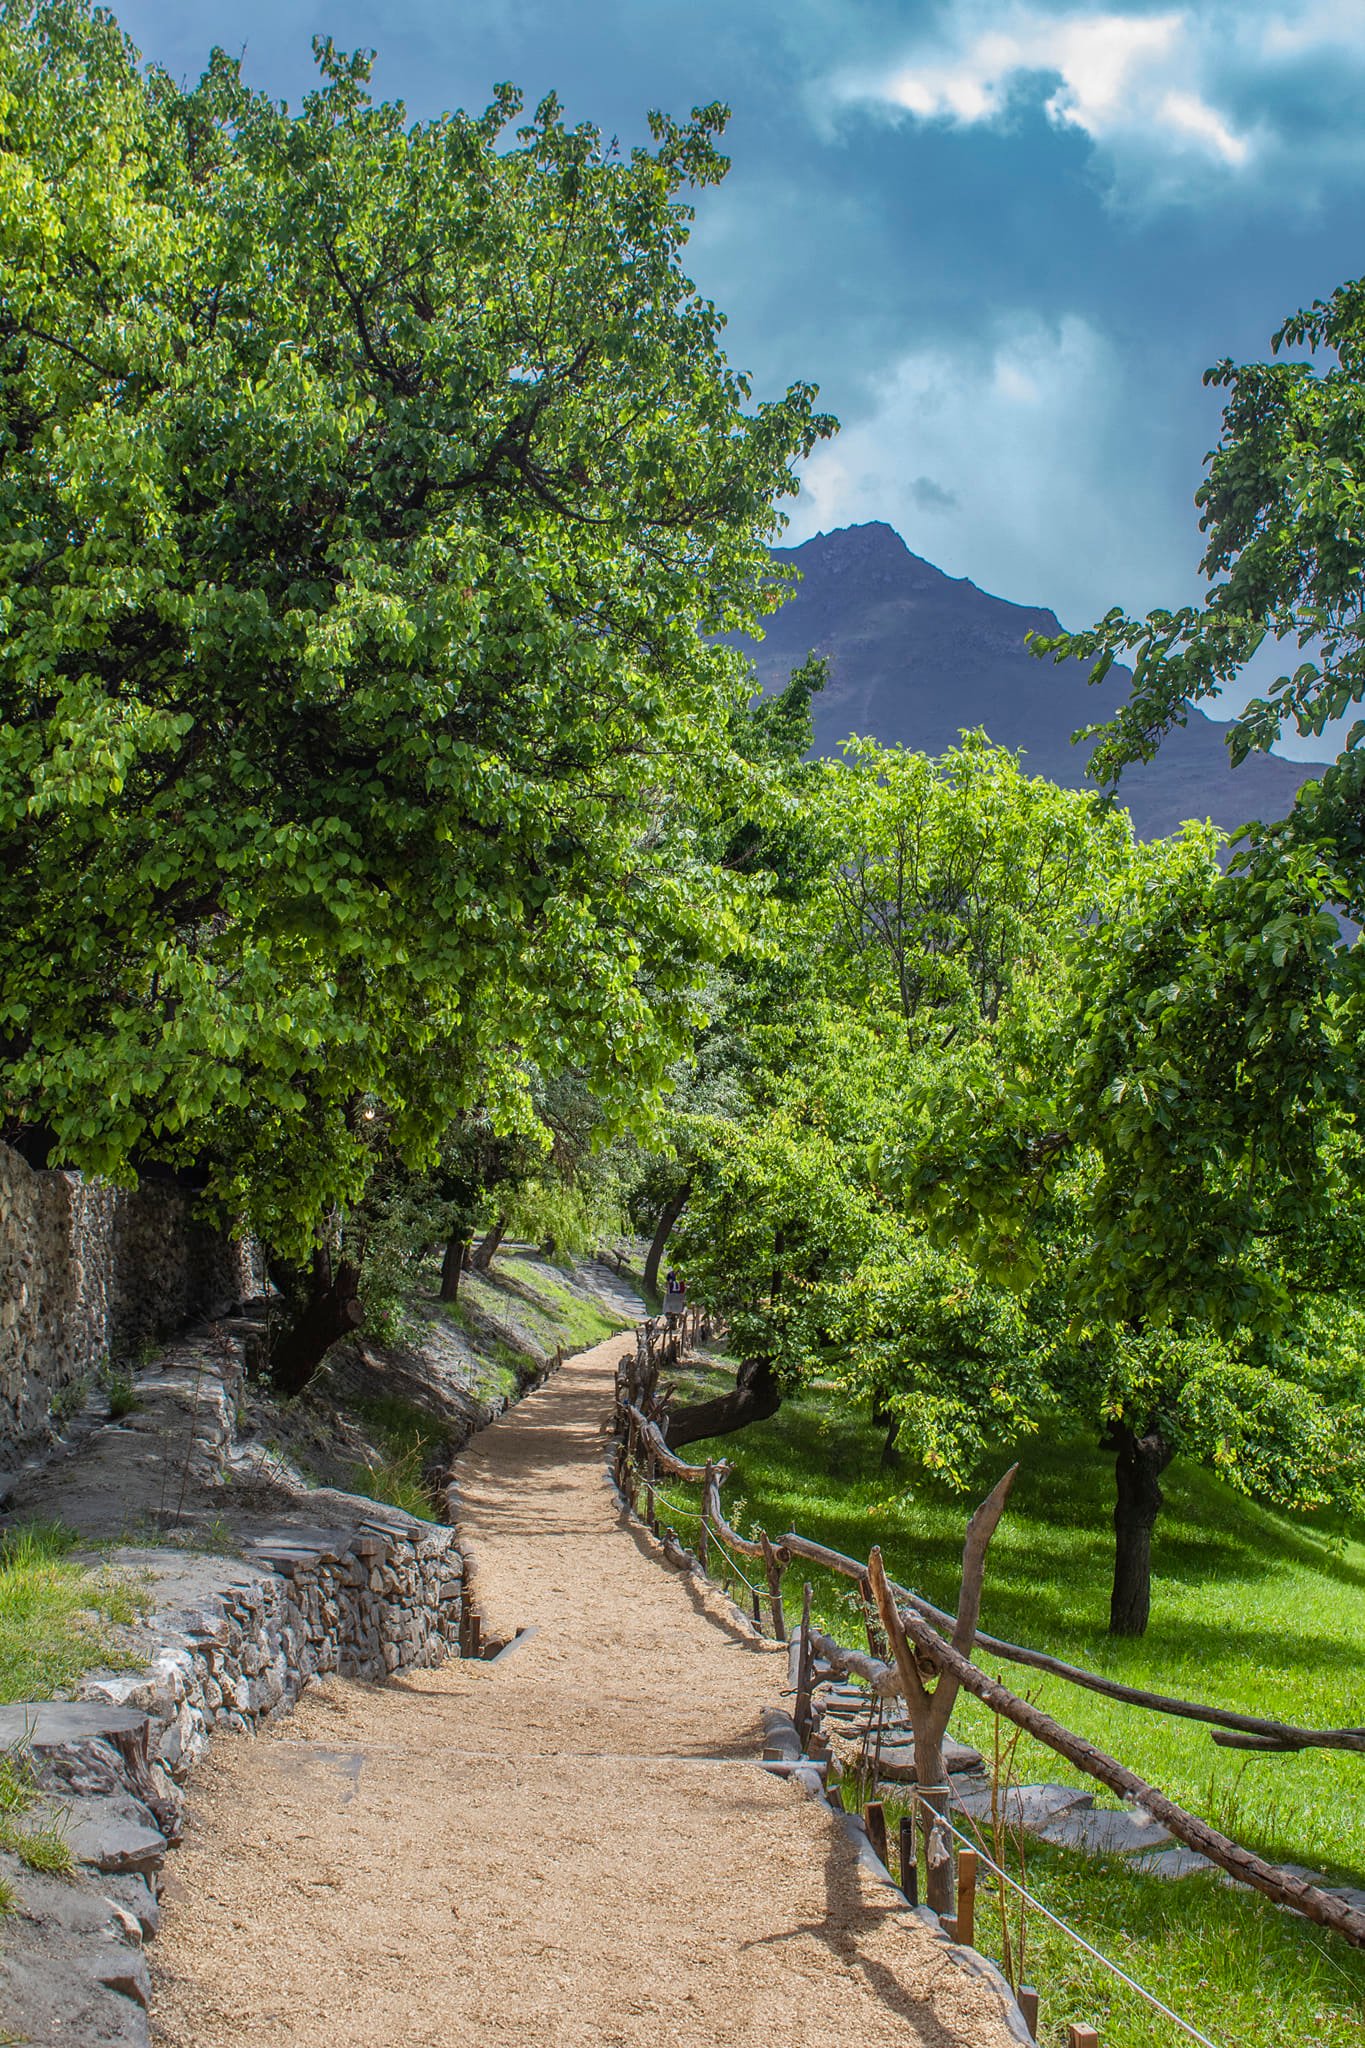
[785,313,1197,628]
[825,1,1365,201]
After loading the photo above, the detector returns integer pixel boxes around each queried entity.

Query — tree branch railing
[780,1529,1365,1756]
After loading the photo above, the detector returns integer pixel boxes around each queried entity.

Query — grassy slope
[672,1358,1365,2047]
[344,1254,632,1519]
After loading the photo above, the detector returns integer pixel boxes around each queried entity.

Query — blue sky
[117,0,1365,757]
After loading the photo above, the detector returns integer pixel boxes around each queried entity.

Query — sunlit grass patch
[0,1523,144,1703]
[0,1748,74,1880]
[344,1394,452,1519]
[843,1772,1365,2048]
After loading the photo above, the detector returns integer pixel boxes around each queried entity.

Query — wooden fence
[612,1321,1365,1983]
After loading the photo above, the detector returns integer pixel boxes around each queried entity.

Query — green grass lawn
[0,1522,144,1703]
[669,1356,1365,2048]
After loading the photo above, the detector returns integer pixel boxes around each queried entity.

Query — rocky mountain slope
[742,522,1318,841]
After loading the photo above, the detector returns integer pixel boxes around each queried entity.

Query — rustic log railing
[611,1338,1365,1957]
[782,1529,1365,1756]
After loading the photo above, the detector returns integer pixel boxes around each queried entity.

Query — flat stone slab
[1038,1804,1173,1856]
[952,1781,1094,1831]
[0,1702,149,1753]
[55,1796,168,1876]
[1134,1846,1218,1880]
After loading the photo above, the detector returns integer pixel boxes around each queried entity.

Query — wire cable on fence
[909,1791,1224,2048]
[650,1486,766,1601]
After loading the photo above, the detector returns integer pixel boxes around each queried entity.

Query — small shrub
[48,1376,91,1425]
[100,1365,138,1419]
[347,1442,433,1521]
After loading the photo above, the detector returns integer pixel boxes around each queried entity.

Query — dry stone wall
[85,1518,465,1778]
[0,1141,261,1460]
[1,1516,465,2046]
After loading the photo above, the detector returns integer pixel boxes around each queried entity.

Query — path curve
[151,1336,1020,2048]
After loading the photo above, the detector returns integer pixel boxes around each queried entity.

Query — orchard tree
[632,654,833,1301]
[664,740,1136,1447]
[0,5,832,1381]
[1008,271,1365,1628]
[901,827,1365,1633]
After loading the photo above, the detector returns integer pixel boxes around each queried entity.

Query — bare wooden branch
[807,1625,900,1698]
[781,1526,1365,1754]
[953,1464,1017,1657]
[622,1402,731,1485]
[894,1602,1365,1948]
[868,1547,933,1721]
[704,1481,767,1561]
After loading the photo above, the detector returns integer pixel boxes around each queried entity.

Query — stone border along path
[149,1335,1025,2048]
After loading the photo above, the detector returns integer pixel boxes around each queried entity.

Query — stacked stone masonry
[87,1515,466,1771]
[1,1513,465,2045]
[0,1139,262,1459]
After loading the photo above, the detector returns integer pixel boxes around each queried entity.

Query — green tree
[1032,276,1365,784]
[1010,273,1365,1628]
[902,828,1365,1632]
[0,6,832,1380]
[665,739,1133,1448]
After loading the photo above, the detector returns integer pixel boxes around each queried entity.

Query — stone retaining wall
[2,1513,465,2045]
[86,1514,464,1783]
[0,1141,262,1460]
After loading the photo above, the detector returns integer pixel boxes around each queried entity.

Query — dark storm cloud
[112,0,1365,736]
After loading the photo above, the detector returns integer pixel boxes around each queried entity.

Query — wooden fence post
[1067,2029,1099,2048]
[697,1462,712,1574]
[795,1582,813,1744]
[919,1785,955,1920]
[1018,1988,1039,2041]
[759,1531,787,1642]
[897,1812,918,1906]
[955,1847,977,1949]
[864,1800,888,1868]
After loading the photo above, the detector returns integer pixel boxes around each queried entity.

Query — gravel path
[151,1336,1020,2048]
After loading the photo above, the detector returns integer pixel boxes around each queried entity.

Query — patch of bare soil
[150,1338,1021,2048]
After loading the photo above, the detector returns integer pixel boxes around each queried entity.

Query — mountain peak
[740,521,1314,841]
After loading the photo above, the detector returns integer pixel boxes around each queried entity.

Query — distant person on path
[663,1270,687,1323]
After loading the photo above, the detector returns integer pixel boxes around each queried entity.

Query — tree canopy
[0,3,831,1256]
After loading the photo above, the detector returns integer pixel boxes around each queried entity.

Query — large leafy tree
[0,6,831,1367]
[903,825,1365,1633]
[1007,274,1365,1629]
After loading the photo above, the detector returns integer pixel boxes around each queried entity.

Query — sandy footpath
[151,1335,1020,2048]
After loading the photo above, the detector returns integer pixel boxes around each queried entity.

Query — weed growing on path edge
[0,1523,145,1703]
[0,1751,74,1880]
[99,1362,138,1419]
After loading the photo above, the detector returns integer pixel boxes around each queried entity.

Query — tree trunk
[269,1250,364,1397]
[644,1178,691,1300]
[1107,1420,1173,1637]
[468,1212,507,1273]
[873,1401,901,1470]
[664,1356,782,1449]
[438,1231,470,1303]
